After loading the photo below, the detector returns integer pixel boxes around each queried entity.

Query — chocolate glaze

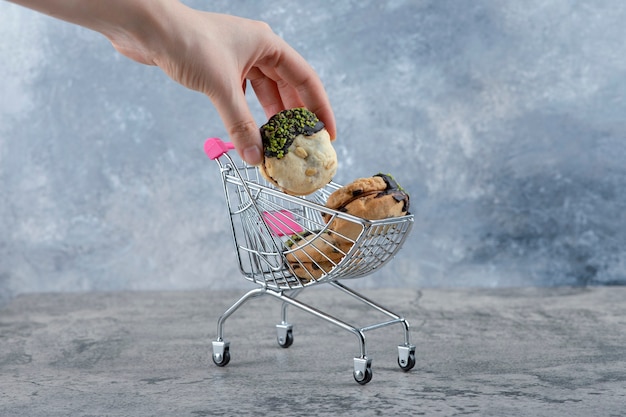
[351,189,364,197]
[302,119,325,136]
[323,174,411,223]
[260,108,325,158]
[333,190,383,212]
[373,173,411,214]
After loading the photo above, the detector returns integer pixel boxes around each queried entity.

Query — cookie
[259,108,337,196]
[323,173,410,241]
[284,230,347,264]
[290,260,336,281]
[284,230,349,281]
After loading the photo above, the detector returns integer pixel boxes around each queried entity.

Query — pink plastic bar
[204,137,235,160]
[205,137,302,236]
[262,210,303,236]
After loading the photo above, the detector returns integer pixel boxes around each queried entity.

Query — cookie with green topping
[259,108,337,196]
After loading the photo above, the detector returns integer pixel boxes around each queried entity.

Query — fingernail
[243,145,262,166]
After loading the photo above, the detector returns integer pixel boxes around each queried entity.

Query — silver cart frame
[205,138,416,384]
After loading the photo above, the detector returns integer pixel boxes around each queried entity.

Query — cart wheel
[398,351,415,371]
[212,347,231,367]
[277,329,294,348]
[397,344,416,372]
[354,366,373,385]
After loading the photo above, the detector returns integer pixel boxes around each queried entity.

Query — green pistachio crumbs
[375,172,407,193]
[260,108,325,159]
[375,172,410,213]
[285,230,315,248]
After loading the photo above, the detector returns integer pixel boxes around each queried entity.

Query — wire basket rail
[205,137,416,384]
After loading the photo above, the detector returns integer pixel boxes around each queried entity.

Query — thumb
[211,85,263,166]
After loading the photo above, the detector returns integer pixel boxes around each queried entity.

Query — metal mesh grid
[214,153,413,290]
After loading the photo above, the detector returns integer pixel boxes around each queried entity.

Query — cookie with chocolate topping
[323,173,410,241]
[259,108,337,196]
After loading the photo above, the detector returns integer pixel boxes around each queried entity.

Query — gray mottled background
[1,0,625,306]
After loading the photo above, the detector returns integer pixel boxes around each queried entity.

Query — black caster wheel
[398,344,416,371]
[277,329,294,348]
[354,366,373,385]
[212,347,231,367]
[398,351,415,371]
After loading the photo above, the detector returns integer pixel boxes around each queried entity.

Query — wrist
[98,0,187,66]
[96,0,182,37]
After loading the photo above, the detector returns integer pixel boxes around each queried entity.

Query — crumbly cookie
[284,230,346,264]
[323,173,410,241]
[259,108,337,196]
[284,230,349,281]
[290,260,335,281]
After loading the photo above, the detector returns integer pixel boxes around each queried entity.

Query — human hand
[110,2,336,165]
[7,0,335,165]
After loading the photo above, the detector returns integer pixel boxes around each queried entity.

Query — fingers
[249,65,336,140]
[210,81,263,166]
[198,13,335,165]
[247,68,286,118]
[267,41,337,140]
[248,37,337,140]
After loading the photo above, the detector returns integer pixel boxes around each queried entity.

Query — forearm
[7,0,162,30]
[6,0,336,161]
[6,0,181,63]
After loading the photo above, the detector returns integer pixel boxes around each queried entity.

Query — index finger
[268,39,337,140]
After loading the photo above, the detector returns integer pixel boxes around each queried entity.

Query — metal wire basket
[205,137,416,384]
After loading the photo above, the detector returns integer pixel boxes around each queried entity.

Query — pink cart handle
[204,137,235,160]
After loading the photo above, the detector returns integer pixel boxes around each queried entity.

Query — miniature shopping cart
[204,137,416,384]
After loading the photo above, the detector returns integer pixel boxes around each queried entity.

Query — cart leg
[269,290,374,384]
[329,281,417,373]
[329,281,413,346]
[279,288,303,324]
[267,290,369,359]
[275,288,302,348]
[394,314,416,371]
[215,287,266,341]
[211,287,266,367]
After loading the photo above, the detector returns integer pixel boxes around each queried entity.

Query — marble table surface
[1,285,625,416]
